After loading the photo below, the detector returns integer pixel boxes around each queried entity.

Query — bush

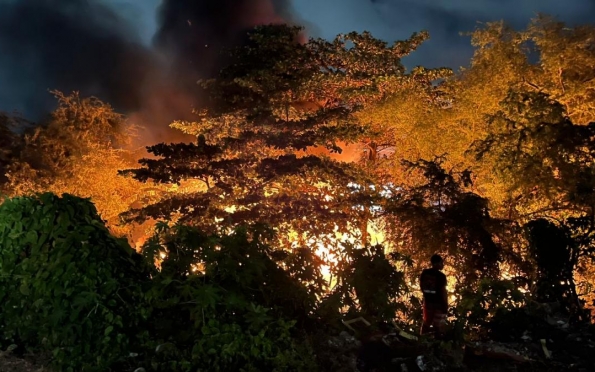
[454,278,527,340]
[0,193,149,371]
[137,222,319,371]
[0,195,403,371]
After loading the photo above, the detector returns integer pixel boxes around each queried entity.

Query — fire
[289,221,386,288]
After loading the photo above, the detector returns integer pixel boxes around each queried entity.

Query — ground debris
[466,341,533,363]
[470,300,595,371]
[0,353,47,372]
[341,304,595,372]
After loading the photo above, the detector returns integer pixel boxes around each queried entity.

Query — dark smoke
[0,0,155,118]
[0,0,298,145]
[154,0,295,88]
[135,0,298,145]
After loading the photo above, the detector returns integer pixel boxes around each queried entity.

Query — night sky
[1,0,594,117]
[105,0,595,69]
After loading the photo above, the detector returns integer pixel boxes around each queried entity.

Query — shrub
[138,222,319,371]
[454,278,527,340]
[0,193,149,371]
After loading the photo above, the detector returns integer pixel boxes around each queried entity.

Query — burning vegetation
[1,9,595,372]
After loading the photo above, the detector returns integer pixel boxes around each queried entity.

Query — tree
[358,17,595,217]
[525,218,591,321]
[473,91,595,220]
[5,92,161,240]
[526,15,595,125]
[122,25,444,249]
[460,17,595,211]
[449,87,595,319]
[382,159,524,295]
[452,19,595,318]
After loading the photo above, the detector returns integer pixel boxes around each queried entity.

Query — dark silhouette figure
[419,254,448,337]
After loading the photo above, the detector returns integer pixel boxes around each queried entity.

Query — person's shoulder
[438,270,447,281]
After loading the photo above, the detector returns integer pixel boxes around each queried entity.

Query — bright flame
[288,221,386,289]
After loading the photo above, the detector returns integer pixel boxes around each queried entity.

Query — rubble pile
[326,303,595,372]
[480,302,595,371]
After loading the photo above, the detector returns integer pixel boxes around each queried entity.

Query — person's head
[431,254,444,270]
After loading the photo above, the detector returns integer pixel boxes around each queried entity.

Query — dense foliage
[3,92,161,240]
[138,222,320,371]
[0,193,149,370]
[121,25,450,250]
[0,194,410,370]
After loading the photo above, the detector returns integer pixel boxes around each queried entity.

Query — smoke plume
[0,0,298,145]
[0,0,154,117]
[154,0,294,88]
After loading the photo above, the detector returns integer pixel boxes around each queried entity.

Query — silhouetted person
[419,254,448,337]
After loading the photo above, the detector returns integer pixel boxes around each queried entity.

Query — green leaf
[104,326,114,336]
[19,283,30,296]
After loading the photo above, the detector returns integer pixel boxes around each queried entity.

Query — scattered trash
[391,320,419,341]
[541,339,552,359]
[0,344,18,358]
[468,342,532,363]
[342,317,371,333]
[416,355,426,371]
[345,305,595,372]
[521,330,532,341]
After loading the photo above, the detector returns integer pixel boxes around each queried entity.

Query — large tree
[382,159,522,290]
[5,92,160,239]
[123,25,445,249]
[473,91,595,220]
[357,17,595,216]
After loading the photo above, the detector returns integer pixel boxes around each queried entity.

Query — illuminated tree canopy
[122,25,449,248]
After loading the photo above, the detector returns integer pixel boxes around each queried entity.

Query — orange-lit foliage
[4,92,162,240]
[121,25,448,255]
[357,17,595,319]
[360,17,595,215]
